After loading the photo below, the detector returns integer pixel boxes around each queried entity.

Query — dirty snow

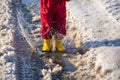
[0,0,120,80]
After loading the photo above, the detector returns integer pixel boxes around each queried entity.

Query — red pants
[40,0,67,39]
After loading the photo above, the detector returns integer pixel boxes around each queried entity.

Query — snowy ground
[21,0,39,5]
[0,0,120,80]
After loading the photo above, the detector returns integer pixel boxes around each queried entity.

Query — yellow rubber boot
[56,39,65,52]
[42,39,51,52]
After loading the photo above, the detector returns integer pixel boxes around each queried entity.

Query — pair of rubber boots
[42,39,64,52]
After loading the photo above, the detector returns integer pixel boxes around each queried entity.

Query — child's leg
[53,2,66,51]
[40,0,54,39]
[54,2,66,38]
[40,0,54,51]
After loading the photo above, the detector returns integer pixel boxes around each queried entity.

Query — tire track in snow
[14,3,44,80]
[99,0,120,22]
